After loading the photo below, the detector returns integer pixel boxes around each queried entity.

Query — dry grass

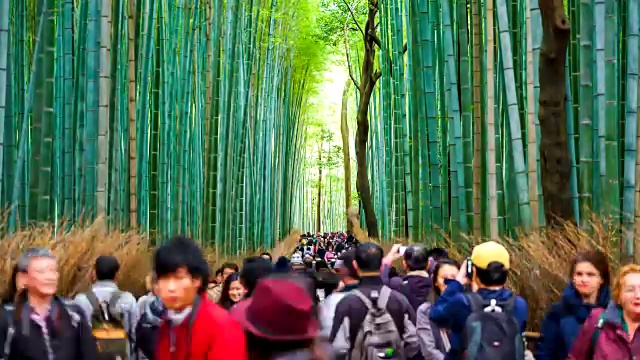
[0,218,301,298]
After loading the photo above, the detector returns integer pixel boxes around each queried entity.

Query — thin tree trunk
[526,0,539,228]
[354,0,381,238]
[486,0,498,239]
[127,0,138,227]
[316,147,322,233]
[340,79,352,232]
[97,0,111,216]
[538,0,574,225]
[471,0,482,237]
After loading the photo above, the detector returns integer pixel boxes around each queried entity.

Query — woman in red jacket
[152,236,248,360]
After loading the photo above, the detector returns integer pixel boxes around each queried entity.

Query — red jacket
[155,296,248,360]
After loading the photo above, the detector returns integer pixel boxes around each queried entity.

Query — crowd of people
[0,231,637,359]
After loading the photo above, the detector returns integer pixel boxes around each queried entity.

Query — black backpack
[460,293,524,360]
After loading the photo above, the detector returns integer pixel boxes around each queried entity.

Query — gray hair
[16,248,56,272]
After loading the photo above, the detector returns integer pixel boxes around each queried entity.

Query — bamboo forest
[0,0,639,256]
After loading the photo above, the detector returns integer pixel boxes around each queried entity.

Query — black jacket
[328,276,420,358]
[0,296,97,360]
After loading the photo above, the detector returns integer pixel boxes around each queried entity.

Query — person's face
[222,267,235,281]
[26,257,59,296]
[215,273,223,284]
[620,273,640,316]
[228,280,246,302]
[573,261,603,298]
[435,264,458,294]
[261,254,271,262]
[156,267,201,311]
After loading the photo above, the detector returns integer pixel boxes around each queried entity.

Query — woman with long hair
[218,272,246,310]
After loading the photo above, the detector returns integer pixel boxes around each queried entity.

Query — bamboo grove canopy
[325,0,640,253]
[0,0,324,253]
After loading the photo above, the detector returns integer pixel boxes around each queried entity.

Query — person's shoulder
[416,301,432,315]
[513,295,528,310]
[199,297,238,323]
[117,290,137,302]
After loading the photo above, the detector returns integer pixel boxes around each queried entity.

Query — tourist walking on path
[429,241,528,360]
[207,262,239,302]
[535,250,611,360]
[568,263,640,359]
[74,255,139,358]
[329,242,420,359]
[231,274,328,360]
[0,248,97,359]
[416,258,459,360]
[149,236,247,360]
[217,272,246,310]
[382,244,433,312]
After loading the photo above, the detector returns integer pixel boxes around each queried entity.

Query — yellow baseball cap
[470,241,510,269]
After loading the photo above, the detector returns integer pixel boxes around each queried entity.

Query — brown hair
[612,264,640,303]
[570,249,611,287]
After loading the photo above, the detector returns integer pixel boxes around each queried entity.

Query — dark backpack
[135,311,159,360]
[460,293,524,360]
[1,305,14,360]
[86,290,130,360]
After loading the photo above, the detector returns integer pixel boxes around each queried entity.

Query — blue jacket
[534,283,610,360]
[429,279,528,360]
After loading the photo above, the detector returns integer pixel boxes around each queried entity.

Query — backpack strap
[107,290,125,322]
[500,296,517,313]
[3,305,14,360]
[352,290,374,310]
[85,290,106,322]
[589,312,606,358]
[464,292,485,312]
[377,286,392,309]
[352,286,392,310]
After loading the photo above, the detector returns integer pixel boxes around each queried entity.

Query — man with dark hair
[330,242,420,358]
[429,241,528,360]
[150,236,247,360]
[425,247,449,261]
[260,252,273,262]
[382,244,433,311]
[239,256,273,298]
[74,255,138,357]
[207,262,239,302]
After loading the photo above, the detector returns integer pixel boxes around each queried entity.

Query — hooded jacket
[568,301,640,359]
[429,279,528,360]
[381,263,433,312]
[535,283,610,360]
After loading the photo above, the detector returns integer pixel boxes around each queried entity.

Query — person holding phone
[428,241,529,360]
[381,244,433,312]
